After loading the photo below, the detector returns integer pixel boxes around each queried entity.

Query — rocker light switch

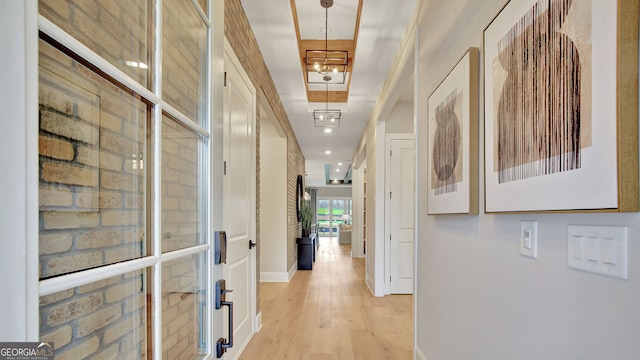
[520,221,538,258]
[585,236,599,262]
[523,229,532,249]
[600,238,616,265]
[570,236,583,260]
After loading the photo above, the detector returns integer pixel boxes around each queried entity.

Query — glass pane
[39,40,148,279]
[332,200,345,228]
[39,0,151,87]
[39,270,149,358]
[317,199,330,236]
[195,0,208,16]
[344,200,352,225]
[163,0,207,124]
[161,115,205,252]
[162,254,207,359]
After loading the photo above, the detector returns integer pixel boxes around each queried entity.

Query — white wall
[413,1,640,359]
[385,101,414,134]
[372,121,386,296]
[351,166,365,258]
[352,0,418,297]
[259,130,288,279]
[359,118,383,295]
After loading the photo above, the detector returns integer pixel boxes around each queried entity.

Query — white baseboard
[365,273,376,296]
[260,264,297,283]
[255,311,262,332]
[260,271,290,282]
[416,346,427,360]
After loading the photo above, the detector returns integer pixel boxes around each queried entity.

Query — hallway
[239,238,413,359]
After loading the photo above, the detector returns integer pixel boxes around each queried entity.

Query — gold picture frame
[427,48,479,215]
[483,0,638,213]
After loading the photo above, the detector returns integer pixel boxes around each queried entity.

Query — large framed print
[484,0,639,213]
[427,48,479,215]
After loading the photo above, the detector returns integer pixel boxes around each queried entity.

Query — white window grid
[36,0,214,358]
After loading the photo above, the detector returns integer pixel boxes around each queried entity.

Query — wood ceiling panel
[292,0,363,104]
[307,90,349,103]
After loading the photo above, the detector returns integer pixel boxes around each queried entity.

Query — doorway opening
[316,198,352,239]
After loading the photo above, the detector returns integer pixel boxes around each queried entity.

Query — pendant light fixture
[312,0,342,127]
[313,82,341,127]
[305,0,348,85]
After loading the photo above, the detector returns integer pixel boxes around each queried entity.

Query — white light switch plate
[567,225,628,280]
[520,221,538,258]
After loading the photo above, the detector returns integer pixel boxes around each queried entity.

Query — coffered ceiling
[240,0,417,187]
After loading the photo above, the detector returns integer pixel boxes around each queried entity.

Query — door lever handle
[249,240,257,249]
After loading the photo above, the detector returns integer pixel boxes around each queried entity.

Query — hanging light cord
[325,82,329,111]
[324,6,328,64]
[324,5,329,110]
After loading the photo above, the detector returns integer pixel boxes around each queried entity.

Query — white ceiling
[296,0,359,40]
[240,0,417,187]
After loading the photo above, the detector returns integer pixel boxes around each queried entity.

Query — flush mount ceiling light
[305,0,348,85]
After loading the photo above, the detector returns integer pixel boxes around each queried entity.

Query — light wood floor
[239,237,413,359]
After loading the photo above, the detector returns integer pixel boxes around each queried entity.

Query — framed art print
[484,0,638,213]
[427,47,479,215]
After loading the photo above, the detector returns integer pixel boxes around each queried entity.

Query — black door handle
[216,280,234,358]
[249,240,257,249]
[216,300,233,358]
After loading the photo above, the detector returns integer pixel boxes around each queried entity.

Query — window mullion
[163,102,211,138]
[152,0,164,358]
[38,256,158,297]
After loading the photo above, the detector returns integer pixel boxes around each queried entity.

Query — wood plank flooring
[238,237,413,359]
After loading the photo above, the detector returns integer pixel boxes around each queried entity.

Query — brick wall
[39,0,208,358]
[162,0,207,123]
[38,0,296,354]
[159,1,208,357]
[39,0,149,86]
[225,0,306,314]
[38,39,148,359]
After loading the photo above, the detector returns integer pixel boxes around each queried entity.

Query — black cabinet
[296,233,316,270]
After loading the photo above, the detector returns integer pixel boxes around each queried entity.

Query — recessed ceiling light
[336,169,341,172]
[324,128,332,133]
[338,162,343,166]
[324,150,331,155]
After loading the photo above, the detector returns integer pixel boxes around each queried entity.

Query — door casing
[222,37,257,359]
[384,134,415,295]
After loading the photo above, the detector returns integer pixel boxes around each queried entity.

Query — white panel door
[390,139,415,294]
[223,44,256,359]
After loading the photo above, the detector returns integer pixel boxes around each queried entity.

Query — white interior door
[223,41,256,359]
[390,139,415,294]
